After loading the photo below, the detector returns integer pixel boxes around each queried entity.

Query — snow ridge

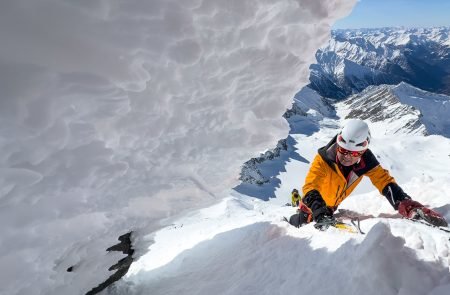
[337,82,450,137]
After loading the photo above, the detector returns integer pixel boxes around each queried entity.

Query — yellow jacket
[291,192,300,206]
[302,135,395,210]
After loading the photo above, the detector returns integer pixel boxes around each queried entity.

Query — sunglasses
[337,146,365,157]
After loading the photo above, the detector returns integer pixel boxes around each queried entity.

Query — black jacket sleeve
[303,190,330,220]
[382,182,411,210]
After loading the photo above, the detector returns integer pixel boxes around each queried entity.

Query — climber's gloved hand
[398,199,448,227]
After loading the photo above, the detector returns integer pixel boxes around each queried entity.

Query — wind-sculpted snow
[0,0,356,294]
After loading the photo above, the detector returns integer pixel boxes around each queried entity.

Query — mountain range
[309,27,450,99]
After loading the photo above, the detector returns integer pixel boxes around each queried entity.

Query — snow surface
[117,98,450,295]
[0,1,357,294]
[392,83,450,137]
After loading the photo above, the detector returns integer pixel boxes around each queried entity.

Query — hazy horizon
[332,25,450,31]
[333,0,450,30]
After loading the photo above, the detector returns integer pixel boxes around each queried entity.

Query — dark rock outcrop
[85,232,134,295]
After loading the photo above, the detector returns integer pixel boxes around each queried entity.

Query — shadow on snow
[114,222,450,295]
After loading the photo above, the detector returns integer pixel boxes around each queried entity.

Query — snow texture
[0,0,356,294]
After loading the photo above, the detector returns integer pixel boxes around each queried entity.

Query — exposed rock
[283,102,307,119]
[239,138,288,185]
[85,232,134,295]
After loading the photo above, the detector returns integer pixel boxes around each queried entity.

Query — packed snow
[117,99,450,294]
[0,0,357,294]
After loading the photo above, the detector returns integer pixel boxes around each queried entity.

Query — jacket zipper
[333,185,341,208]
[334,173,362,208]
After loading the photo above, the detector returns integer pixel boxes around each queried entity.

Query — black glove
[303,190,329,221]
[303,190,336,230]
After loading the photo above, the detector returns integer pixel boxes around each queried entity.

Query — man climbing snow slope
[289,119,447,229]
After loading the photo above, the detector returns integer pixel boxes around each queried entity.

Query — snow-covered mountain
[337,82,450,137]
[310,27,450,99]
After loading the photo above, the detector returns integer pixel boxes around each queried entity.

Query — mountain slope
[336,82,450,137]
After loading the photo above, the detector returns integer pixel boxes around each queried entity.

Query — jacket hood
[318,135,339,172]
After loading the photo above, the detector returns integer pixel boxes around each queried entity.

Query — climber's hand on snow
[398,199,448,227]
[398,199,424,219]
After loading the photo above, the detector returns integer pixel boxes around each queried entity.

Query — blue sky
[333,0,450,29]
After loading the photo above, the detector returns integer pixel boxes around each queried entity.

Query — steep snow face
[310,27,450,99]
[336,82,450,137]
[0,1,357,294]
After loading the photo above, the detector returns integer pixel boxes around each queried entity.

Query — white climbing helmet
[337,119,371,152]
